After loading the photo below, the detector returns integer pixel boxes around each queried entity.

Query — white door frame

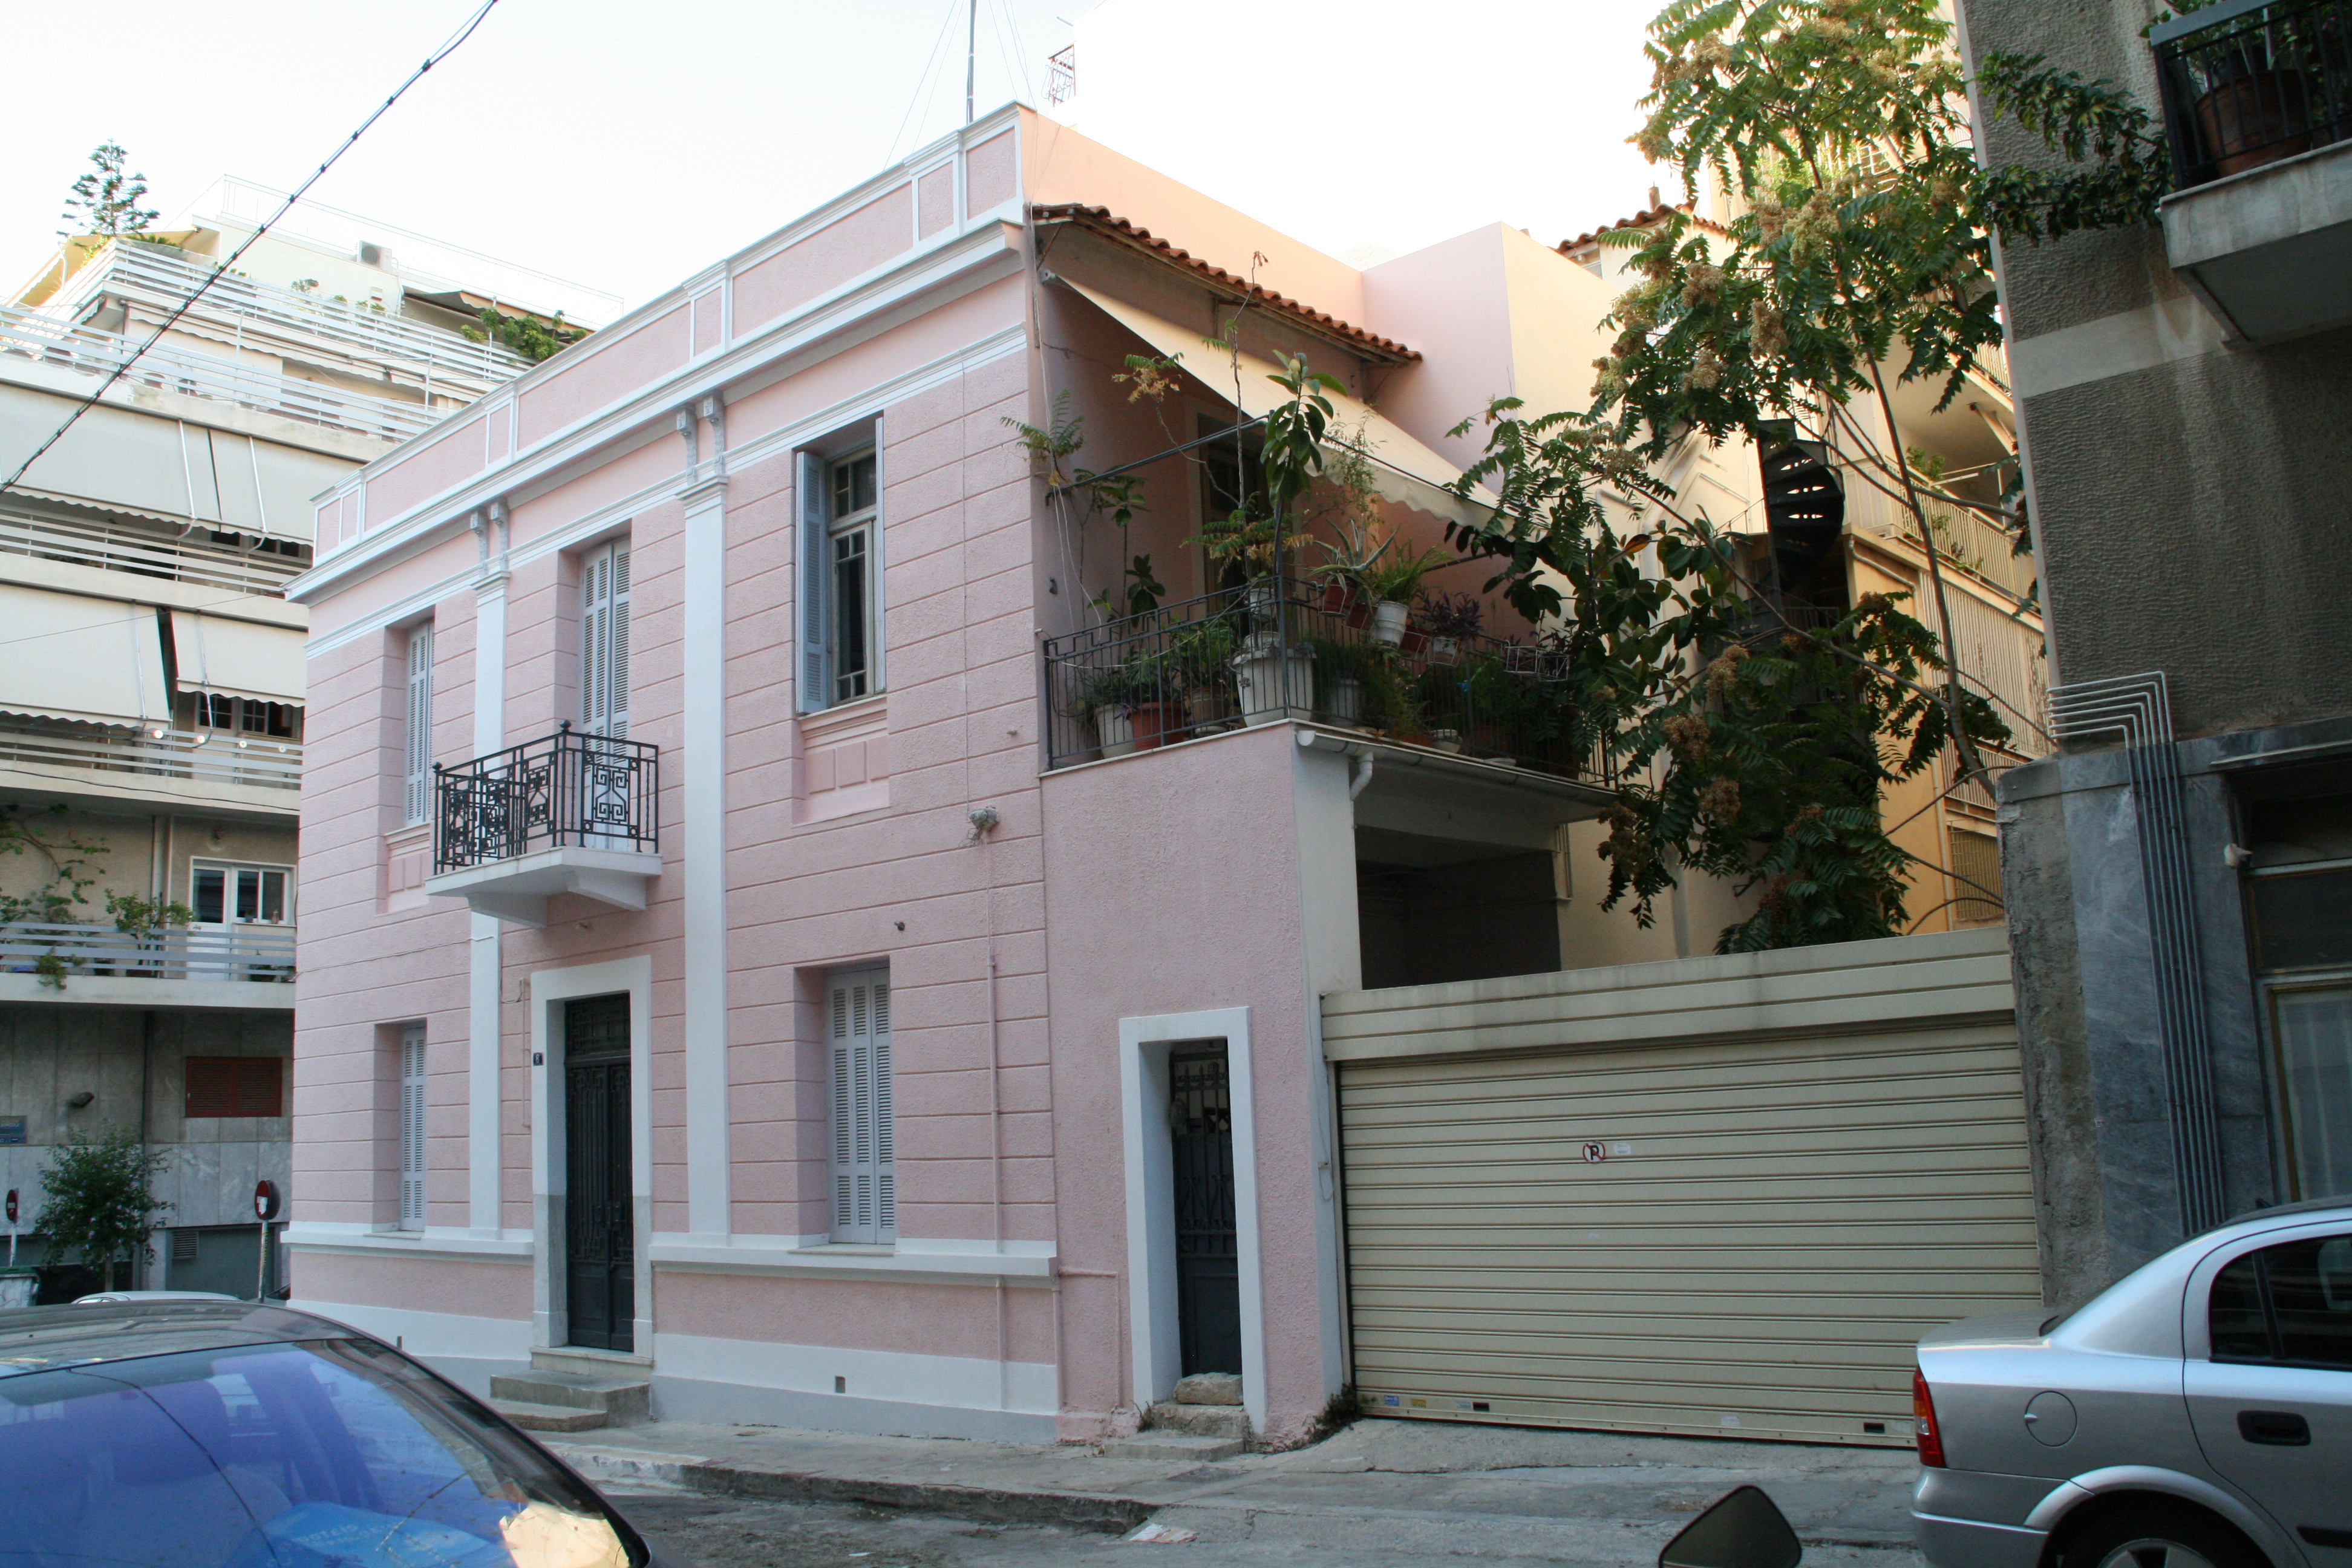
[529,955,655,1356]
[1119,1007,1266,1434]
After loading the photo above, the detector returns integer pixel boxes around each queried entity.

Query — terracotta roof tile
[1031,203,1419,362]
[1558,201,1731,255]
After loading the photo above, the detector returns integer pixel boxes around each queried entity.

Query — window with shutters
[1946,828,2004,927]
[581,540,632,739]
[797,442,884,713]
[185,1056,284,1119]
[397,1025,427,1229]
[826,965,895,1244]
[403,620,434,825]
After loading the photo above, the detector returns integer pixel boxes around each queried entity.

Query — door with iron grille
[1171,1046,1242,1376]
[564,994,633,1351]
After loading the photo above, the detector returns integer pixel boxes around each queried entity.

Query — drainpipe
[1293,729,1376,799]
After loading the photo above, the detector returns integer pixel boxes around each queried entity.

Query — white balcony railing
[64,241,532,389]
[0,921,295,985]
[0,724,301,793]
[0,506,305,594]
[0,301,442,444]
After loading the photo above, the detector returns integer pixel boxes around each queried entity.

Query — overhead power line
[0,0,504,496]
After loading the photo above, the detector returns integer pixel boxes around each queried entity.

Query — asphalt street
[610,1483,1928,1568]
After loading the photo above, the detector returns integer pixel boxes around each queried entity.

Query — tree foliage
[60,143,158,239]
[462,306,589,364]
[34,1129,172,1291]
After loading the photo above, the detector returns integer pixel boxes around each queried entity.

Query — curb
[552,1442,1156,1535]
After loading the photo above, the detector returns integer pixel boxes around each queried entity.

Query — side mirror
[1658,1485,1802,1568]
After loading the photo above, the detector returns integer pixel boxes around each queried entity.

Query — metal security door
[1171,1047,1242,1376]
[564,994,633,1352]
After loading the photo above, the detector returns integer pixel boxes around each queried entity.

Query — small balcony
[425,726,660,927]
[0,720,301,812]
[2154,0,2352,341]
[0,922,295,1005]
[1040,573,1610,780]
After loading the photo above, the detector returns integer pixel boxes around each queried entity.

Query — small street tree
[59,142,158,239]
[34,1129,172,1291]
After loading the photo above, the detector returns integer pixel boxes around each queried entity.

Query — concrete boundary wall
[1321,927,2015,1062]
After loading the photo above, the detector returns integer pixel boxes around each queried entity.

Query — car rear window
[2209,1234,2352,1370]
[0,1336,638,1567]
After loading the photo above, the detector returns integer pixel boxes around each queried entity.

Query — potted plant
[1357,546,1457,646]
[1308,638,1377,728]
[1170,618,1241,736]
[1414,590,1485,666]
[1082,653,1177,757]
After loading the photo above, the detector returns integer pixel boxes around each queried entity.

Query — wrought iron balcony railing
[433,725,658,874]
[1040,573,1609,780]
[2154,0,2352,189]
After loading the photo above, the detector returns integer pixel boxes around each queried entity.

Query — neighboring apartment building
[0,178,612,1297]
[279,105,2051,1449]
[1956,0,2352,1299]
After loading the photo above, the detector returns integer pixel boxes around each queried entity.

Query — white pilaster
[469,516,510,1235]
[680,408,731,1242]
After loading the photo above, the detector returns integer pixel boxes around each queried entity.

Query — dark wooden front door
[1171,1046,1242,1376]
[564,994,633,1352]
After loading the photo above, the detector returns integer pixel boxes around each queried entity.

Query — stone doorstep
[1171,1371,1243,1406]
[531,1346,654,1382]
[488,1368,652,1423]
[491,1399,610,1434]
[1093,1431,1246,1463]
[1143,1401,1249,1441]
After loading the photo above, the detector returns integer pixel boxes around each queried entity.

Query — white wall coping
[1322,927,2015,1062]
[0,973,299,1010]
[645,1233,1056,1283]
[284,1221,534,1263]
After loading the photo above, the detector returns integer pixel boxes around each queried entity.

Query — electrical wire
[0,0,503,497]
[888,0,965,163]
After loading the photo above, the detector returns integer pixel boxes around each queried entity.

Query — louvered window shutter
[827,969,895,1243]
[869,420,886,695]
[797,451,829,713]
[581,543,632,739]
[403,622,433,825]
[399,1028,427,1229]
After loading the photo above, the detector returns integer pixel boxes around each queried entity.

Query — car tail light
[1913,1367,1946,1467]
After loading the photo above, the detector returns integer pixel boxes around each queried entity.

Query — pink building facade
[285,106,1621,1445]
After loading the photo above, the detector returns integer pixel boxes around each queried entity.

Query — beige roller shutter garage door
[1339,1024,2040,1447]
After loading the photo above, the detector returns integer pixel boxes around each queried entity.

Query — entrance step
[1096,1431,1246,1462]
[489,1368,651,1426]
[530,1347,653,1382]
[1145,1400,1249,1441]
[488,1398,610,1434]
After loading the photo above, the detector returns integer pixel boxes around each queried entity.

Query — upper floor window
[403,620,433,825]
[581,541,632,739]
[192,860,292,927]
[797,443,883,713]
[187,692,299,739]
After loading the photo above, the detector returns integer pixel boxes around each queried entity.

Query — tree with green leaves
[34,1129,172,1291]
[59,143,158,239]
[1441,0,2038,949]
[462,305,590,364]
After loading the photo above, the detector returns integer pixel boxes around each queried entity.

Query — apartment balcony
[0,921,295,1007]
[2154,0,2352,342]
[426,726,661,927]
[0,300,445,445]
[0,720,301,814]
[1041,574,1612,783]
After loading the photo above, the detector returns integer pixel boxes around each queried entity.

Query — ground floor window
[826,965,894,1244]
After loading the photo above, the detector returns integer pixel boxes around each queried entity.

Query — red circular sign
[4,1189,15,1224]
[253,1180,281,1222]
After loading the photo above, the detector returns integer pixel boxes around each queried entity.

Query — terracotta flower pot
[1129,701,1185,751]
[2195,70,2313,177]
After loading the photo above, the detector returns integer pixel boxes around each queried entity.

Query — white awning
[169,610,307,705]
[1065,281,1497,530]
[0,584,169,725]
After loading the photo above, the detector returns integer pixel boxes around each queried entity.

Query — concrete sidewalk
[551,1417,1927,1566]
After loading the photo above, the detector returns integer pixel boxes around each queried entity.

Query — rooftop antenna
[965,0,977,125]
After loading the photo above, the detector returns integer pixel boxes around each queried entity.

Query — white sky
[0,0,1659,322]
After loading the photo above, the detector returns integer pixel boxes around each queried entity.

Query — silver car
[1912,1197,2350,1568]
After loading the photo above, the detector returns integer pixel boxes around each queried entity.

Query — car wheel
[2063,1503,2269,1568]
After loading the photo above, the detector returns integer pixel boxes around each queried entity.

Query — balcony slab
[2163,137,2352,344]
[0,973,295,1009]
[424,845,663,927]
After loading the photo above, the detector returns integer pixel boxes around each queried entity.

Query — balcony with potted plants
[2152,0,2352,341]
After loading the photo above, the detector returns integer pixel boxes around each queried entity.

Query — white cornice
[302,320,1024,657]
[289,217,1024,605]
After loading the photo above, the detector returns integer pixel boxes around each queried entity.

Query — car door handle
[2237,1410,2311,1446]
